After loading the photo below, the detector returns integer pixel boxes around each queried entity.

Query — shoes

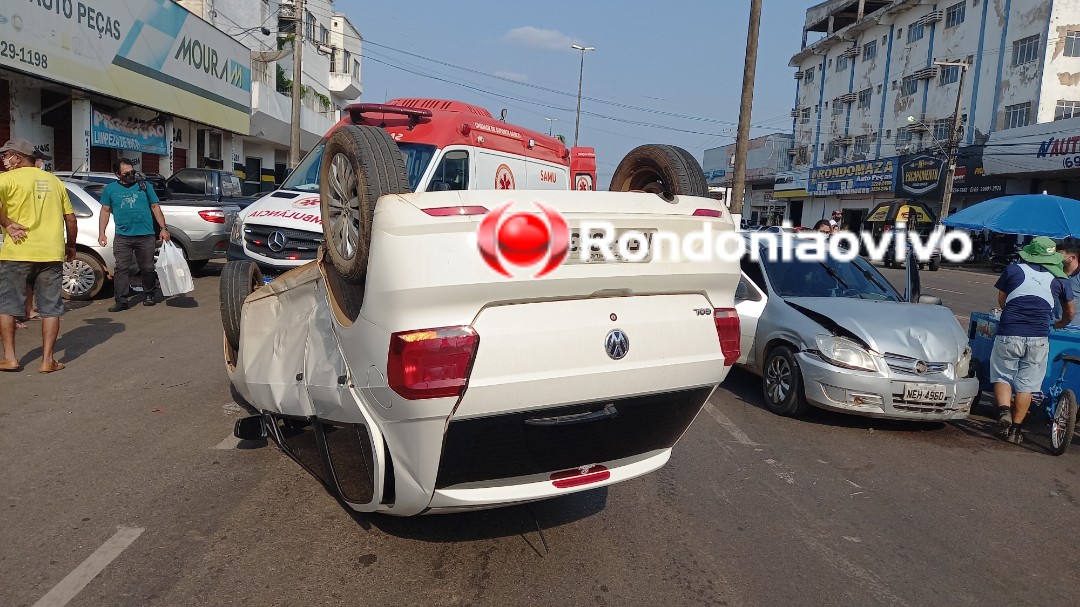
[108,301,128,312]
[1006,426,1025,444]
[997,407,1013,428]
[38,361,65,374]
[144,294,156,307]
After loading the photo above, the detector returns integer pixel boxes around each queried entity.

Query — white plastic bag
[156,240,194,296]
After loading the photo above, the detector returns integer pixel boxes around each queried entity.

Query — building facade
[786,0,1078,229]
[703,134,794,226]
[0,0,362,192]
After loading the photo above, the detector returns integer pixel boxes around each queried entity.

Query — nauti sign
[1,0,251,132]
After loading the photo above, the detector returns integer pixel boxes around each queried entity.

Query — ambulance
[227,98,598,275]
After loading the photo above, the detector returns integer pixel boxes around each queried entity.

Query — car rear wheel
[762,345,810,417]
[220,260,263,355]
[929,257,941,271]
[608,144,708,199]
[62,251,105,301]
[319,125,412,285]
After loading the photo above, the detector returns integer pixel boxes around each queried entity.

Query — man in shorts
[992,236,1075,443]
[0,138,77,373]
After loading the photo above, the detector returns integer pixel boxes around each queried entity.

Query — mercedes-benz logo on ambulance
[605,329,629,360]
[268,230,288,253]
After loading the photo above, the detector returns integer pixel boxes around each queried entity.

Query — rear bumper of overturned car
[796,353,978,420]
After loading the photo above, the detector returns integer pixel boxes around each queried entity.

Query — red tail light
[714,308,740,366]
[550,465,610,488]
[693,208,723,218]
[422,206,489,216]
[198,210,226,223]
[388,326,479,400]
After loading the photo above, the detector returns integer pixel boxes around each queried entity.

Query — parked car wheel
[762,345,810,417]
[319,125,412,285]
[220,260,263,354]
[929,257,941,271]
[608,144,708,199]
[62,251,105,301]
[188,258,209,271]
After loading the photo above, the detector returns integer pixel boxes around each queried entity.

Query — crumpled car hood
[783,297,968,362]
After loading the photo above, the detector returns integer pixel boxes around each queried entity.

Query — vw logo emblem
[267,230,288,253]
[605,329,629,360]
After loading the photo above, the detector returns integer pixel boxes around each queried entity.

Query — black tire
[62,251,105,301]
[1050,390,1077,456]
[319,125,412,284]
[929,257,941,271]
[762,345,810,417]
[608,144,708,199]
[188,258,209,271]
[220,260,263,353]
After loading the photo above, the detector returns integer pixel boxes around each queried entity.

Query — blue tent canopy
[942,194,1080,238]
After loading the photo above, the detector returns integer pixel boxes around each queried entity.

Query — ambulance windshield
[280,140,436,193]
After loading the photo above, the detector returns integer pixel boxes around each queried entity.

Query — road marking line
[703,402,760,446]
[32,526,144,607]
[926,286,964,294]
[213,434,241,449]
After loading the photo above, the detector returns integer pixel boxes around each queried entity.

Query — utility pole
[936,60,968,222]
[731,0,762,216]
[289,0,305,169]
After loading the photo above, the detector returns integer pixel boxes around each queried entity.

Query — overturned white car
[222,127,741,515]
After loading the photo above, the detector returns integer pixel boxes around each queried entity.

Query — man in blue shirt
[992,236,1075,443]
[1054,239,1080,328]
[97,159,170,311]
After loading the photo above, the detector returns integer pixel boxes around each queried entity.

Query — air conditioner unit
[913,66,938,80]
[920,10,944,25]
[794,71,804,80]
[279,0,297,18]
[896,145,911,154]
[790,108,801,118]
[841,46,859,58]
[838,93,857,104]
[788,147,799,156]
[834,135,854,145]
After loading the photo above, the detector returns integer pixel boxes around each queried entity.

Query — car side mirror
[234,415,267,440]
[918,295,943,305]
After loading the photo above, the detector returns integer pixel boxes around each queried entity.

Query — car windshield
[280,140,437,193]
[761,250,900,301]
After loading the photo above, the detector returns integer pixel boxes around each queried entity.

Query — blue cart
[969,312,1080,454]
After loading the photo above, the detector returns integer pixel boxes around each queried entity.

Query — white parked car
[61,179,116,300]
[224,133,741,516]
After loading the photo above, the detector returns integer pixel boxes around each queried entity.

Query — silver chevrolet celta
[733,236,979,420]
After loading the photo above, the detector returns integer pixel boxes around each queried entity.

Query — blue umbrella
[942,194,1080,238]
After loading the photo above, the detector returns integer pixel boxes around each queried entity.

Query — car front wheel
[762,345,810,417]
[62,251,105,300]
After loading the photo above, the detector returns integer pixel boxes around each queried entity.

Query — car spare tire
[319,125,412,284]
[608,144,708,199]
[220,260,263,354]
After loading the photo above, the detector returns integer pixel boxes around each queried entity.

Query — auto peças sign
[899,154,945,197]
[808,158,896,195]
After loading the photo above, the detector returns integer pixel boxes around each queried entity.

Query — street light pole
[289,0,305,169]
[571,44,595,147]
[935,60,969,222]
[731,0,763,216]
[545,117,557,137]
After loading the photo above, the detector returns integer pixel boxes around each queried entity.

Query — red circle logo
[477,202,569,278]
[292,197,319,209]
[576,175,593,191]
[495,164,516,190]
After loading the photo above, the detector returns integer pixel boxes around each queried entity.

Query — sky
[332,0,808,186]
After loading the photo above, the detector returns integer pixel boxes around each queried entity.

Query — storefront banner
[808,159,896,195]
[0,0,250,133]
[91,107,167,154]
[983,117,1080,175]
[898,154,946,197]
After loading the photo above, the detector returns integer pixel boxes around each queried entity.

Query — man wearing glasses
[0,138,76,373]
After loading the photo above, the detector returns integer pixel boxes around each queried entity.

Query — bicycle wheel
[1050,390,1077,456]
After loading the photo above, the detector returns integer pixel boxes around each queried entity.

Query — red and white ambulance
[227,98,597,275]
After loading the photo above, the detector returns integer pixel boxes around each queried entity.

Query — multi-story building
[0,0,361,191]
[703,134,794,226]
[785,0,1076,229]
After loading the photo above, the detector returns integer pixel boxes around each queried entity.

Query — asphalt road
[2,263,1077,607]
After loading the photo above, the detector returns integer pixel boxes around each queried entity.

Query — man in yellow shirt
[0,139,77,373]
